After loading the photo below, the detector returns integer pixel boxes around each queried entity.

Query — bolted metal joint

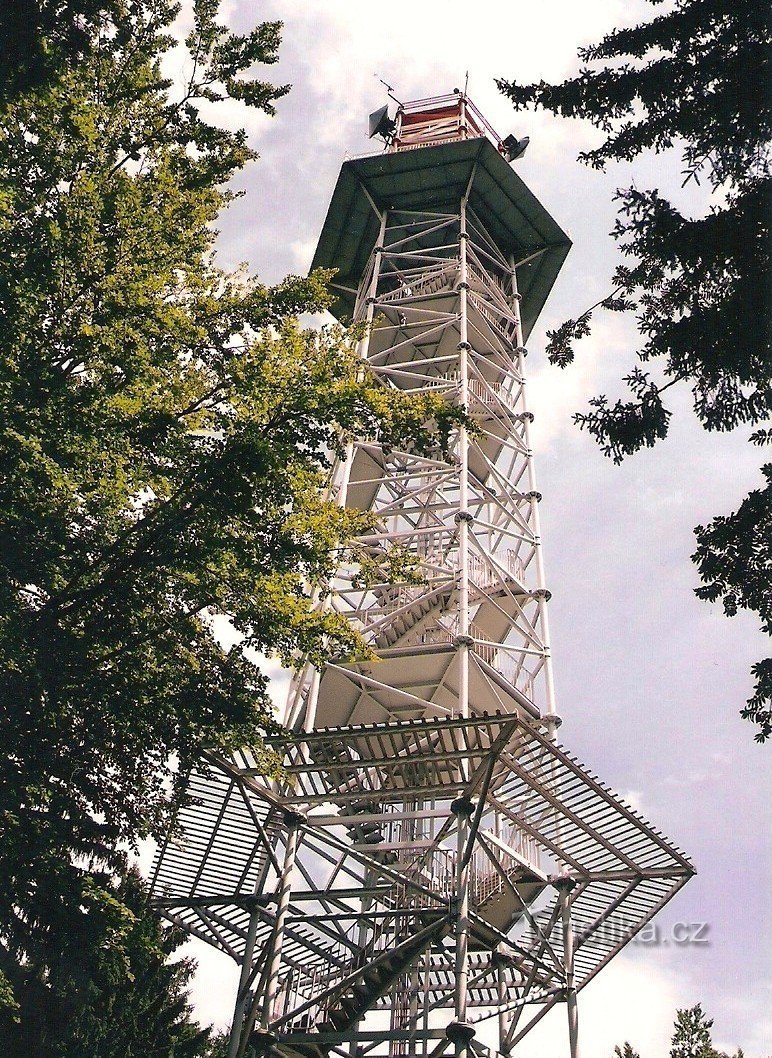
[250,1029,278,1056]
[450,795,475,818]
[446,1022,476,1045]
[526,490,543,502]
[245,893,273,910]
[552,872,578,892]
[492,943,518,967]
[532,587,552,601]
[454,634,474,648]
[282,809,305,828]
[454,510,473,523]
[457,281,470,291]
[457,340,471,350]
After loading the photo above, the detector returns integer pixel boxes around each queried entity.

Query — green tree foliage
[0,0,464,1038]
[693,432,772,737]
[669,1004,743,1058]
[612,1003,743,1058]
[498,0,771,738]
[1,868,217,1057]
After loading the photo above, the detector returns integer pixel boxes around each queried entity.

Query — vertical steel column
[262,814,301,1022]
[300,666,321,734]
[226,904,262,1058]
[458,202,471,715]
[286,210,386,735]
[509,258,558,736]
[496,959,508,1053]
[449,199,475,1058]
[256,814,302,1047]
[356,209,387,351]
[450,797,474,1058]
[233,813,302,1058]
[559,880,580,1058]
[347,211,387,1056]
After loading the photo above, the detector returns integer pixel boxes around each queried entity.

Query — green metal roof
[311,137,571,339]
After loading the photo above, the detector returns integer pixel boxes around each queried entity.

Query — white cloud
[504,953,683,1058]
[267,0,649,94]
[620,788,645,814]
[185,939,241,1033]
[527,312,636,450]
[182,943,686,1053]
[289,237,318,272]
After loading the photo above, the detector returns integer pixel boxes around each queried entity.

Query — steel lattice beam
[148,93,693,1058]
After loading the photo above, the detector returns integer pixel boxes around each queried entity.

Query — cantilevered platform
[150,713,693,1052]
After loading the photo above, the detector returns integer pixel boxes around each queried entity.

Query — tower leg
[496,960,508,1053]
[559,881,580,1058]
[226,906,260,1058]
[449,797,474,1058]
[232,812,302,1058]
[567,989,580,1058]
[260,814,301,1029]
[447,193,475,1058]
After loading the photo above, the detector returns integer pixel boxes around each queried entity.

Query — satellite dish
[368,104,396,141]
[502,134,530,161]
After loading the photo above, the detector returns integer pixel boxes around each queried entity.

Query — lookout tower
[149,92,694,1058]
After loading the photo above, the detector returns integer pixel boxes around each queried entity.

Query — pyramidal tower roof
[312,91,571,338]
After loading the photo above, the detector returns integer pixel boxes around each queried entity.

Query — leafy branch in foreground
[499,0,771,738]
[0,0,467,1046]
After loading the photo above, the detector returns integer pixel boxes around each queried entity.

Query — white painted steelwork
[149,94,694,1058]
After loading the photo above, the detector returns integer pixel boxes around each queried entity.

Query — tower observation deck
[149,92,694,1058]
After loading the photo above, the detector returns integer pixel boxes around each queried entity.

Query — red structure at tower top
[388,92,502,152]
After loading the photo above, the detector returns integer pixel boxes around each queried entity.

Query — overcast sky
[155,3,770,1052]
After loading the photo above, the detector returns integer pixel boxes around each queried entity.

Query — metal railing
[468,549,525,588]
[270,900,443,1030]
[401,610,535,701]
[270,825,540,1031]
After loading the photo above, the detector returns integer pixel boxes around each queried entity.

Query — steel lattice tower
[150,94,694,1058]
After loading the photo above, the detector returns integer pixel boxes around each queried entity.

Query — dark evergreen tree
[0,0,462,1040]
[1,869,217,1057]
[499,0,771,738]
